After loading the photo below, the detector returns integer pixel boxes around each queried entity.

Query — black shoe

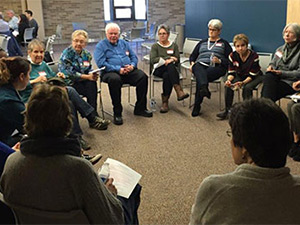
[191,105,201,117]
[78,136,91,151]
[134,109,153,117]
[200,86,211,99]
[289,142,300,158]
[216,111,229,120]
[113,116,123,125]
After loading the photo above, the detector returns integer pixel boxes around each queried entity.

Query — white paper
[100,158,142,198]
[12,30,19,37]
[153,57,166,70]
[289,93,300,102]
[90,67,106,74]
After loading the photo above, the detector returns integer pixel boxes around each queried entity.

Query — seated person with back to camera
[0,83,124,224]
[190,98,300,224]
[94,22,152,125]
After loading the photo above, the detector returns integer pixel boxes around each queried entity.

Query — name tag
[167,49,174,55]
[125,51,130,56]
[38,71,47,76]
[216,43,223,47]
[83,61,90,67]
[275,51,283,58]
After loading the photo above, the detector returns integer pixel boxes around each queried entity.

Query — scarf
[20,136,81,157]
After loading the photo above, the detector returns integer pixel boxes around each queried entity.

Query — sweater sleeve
[190,42,201,63]
[75,160,124,224]
[58,50,82,82]
[174,43,180,64]
[150,43,161,66]
[220,40,232,68]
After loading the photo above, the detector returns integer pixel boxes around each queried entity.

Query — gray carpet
[52,43,300,225]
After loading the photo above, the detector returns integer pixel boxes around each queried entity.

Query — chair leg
[218,82,222,110]
[189,78,194,108]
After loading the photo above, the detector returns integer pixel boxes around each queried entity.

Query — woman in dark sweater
[189,19,232,117]
[216,34,263,120]
[16,14,30,44]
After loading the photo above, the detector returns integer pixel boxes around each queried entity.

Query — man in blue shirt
[94,23,152,125]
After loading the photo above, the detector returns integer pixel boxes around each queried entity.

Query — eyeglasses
[226,129,232,137]
[158,32,168,36]
[72,39,85,44]
[208,28,218,32]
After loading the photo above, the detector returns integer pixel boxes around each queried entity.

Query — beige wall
[286,0,300,24]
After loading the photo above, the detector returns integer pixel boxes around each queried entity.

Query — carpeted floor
[51,42,300,225]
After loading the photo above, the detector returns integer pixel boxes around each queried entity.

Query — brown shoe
[160,94,169,113]
[174,84,189,101]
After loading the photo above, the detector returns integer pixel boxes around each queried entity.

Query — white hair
[105,23,120,34]
[208,19,223,30]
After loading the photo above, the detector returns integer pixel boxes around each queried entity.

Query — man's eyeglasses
[158,32,168,36]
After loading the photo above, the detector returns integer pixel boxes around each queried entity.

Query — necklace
[207,38,219,50]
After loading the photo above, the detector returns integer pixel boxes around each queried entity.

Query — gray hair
[6,10,15,15]
[208,19,223,30]
[105,23,120,34]
[158,24,170,35]
[282,23,300,41]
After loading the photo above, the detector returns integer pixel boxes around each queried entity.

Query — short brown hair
[233,33,249,46]
[24,84,72,138]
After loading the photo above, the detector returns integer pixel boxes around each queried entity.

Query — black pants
[102,69,148,116]
[224,75,265,109]
[192,63,226,106]
[261,72,295,102]
[72,80,98,110]
[153,63,180,96]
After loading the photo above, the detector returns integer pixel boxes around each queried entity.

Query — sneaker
[78,136,91,151]
[94,116,111,125]
[82,153,102,165]
[216,111,229,120]
[89,118,109,130]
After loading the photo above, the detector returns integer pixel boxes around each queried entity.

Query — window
[104,0,147,21]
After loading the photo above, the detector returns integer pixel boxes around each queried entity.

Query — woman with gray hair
[262,23,300,101]
[150,24,189,113]
[189,19,232,117]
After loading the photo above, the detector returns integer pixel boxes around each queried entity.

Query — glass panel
[104,0,111,21]
[135,0,146,20]
[115,8,132,19]
[114,0,132,7]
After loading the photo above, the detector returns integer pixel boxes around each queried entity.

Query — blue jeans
[67,86,95,136]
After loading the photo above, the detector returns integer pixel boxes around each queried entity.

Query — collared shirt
[94,39,138,73]
[8,16,18,31]
[58,46,92,85]
[0,19,9,32]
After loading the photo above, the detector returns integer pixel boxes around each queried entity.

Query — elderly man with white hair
[189,19,232,117]
[94,22,152,125]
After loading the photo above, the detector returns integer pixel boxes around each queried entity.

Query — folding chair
[23,27,35,46]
